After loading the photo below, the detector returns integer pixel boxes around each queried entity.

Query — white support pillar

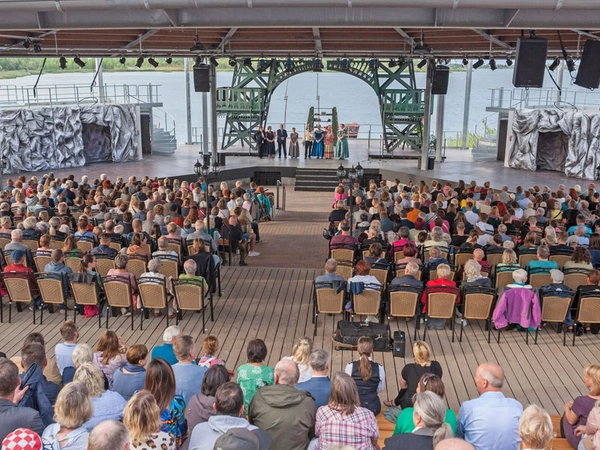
[184,58,193,144]
[462,59,473,149]
[435,94,445,163]
[95,58,105,103]
[420,60,433,170]
[210,62,218,164]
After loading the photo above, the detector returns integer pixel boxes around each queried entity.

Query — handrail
[489,87,600,110]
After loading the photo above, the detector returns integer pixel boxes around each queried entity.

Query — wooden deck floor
[0,190,596,416]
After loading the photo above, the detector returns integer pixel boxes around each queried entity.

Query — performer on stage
[335,123,349,160]
[312,125,324,159]
[265,126,276,159]
[289,128,299,159]
[254,125,265,159]
[324,125,335,159]
[303,124,314,159]
[277,124,288,158]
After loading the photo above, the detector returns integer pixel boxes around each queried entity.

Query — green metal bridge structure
[217,58,425,155]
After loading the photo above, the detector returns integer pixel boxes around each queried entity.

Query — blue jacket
[18,363,54,427]
[296,376,331,409]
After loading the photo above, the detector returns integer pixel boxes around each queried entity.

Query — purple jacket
[492,287,541,329]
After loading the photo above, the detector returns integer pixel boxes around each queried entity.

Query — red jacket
[421,278,457,313]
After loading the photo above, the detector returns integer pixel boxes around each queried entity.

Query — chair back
[430,269,456,281]
[486,253,504,267]
[370,268,389,289]
[331,248,355,263]
[335,261,353,280]
[0,237,10,249]
[102,275,132,308]
[540,295,573,324]
[495,270,515,291]
[166,242,182,259]
[388,285,421,318]
[463,287,496,321]
[95,256,116,277]
[173,279,205,311]
[22,239,39,252]
[187,244,197,256]
[518,253,538,268]
[126,256,148,279]
[76,240,93,254]
[48,237,63,249]
[138,277,167,310]
[454,251,474,270]
[37,274,66,305]
[564,268,591,292]
[315,283,345,314]
[529,273,552,290]
[2,273,34,303]
[3,250,26,267]
[159,259,179,279]
[576,293,600,325]
[426,287,458,319]
[353,287,381,316]
[64,257,81,273]
[34,256,52,273]
[70,278,100,306]
[550,254,573,269]
[108,242,122,252]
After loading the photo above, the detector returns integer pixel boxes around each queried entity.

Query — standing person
[312,125,324,159]
[303,123,314,159]
[344,336,385,416]
[264,126,276,159]
[324,125,335,159]
[335,123,350,160]
[276,124,287,158]
[253,125,265,160]
[289,127,299,159]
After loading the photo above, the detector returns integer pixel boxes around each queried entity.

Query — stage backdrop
[0,104,139,174]
[507,108,600,180]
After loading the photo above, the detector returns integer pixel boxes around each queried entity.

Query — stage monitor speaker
[193,64,210,92]
[512,37,548,88]
[576,40,600,89]
[432,65,449,95]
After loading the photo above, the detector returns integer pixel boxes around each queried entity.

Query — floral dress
[160,395,187,449]
[236,363,274,409]
[324,129,335,159]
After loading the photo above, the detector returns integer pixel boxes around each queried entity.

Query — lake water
[2,66,596,144]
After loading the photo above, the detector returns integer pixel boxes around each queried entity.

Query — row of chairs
[0,271,213,332]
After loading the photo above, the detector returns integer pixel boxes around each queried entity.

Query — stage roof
[0,1,599,59]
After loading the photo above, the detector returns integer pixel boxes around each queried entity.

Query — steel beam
[471,28,514,50]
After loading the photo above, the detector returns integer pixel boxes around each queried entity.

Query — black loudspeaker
[512,37,548,88]
[576,40,600,89]
[431,65,449,95]
[193,64,210,92]
[393,331,406,358]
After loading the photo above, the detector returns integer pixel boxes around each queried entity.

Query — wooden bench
[376,409,571,450]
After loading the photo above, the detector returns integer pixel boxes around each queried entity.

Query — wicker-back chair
[64,256,82,274]
[528,272,552,290]
[69,275,102,327]
[102,275,134,330]
[536,293,573,346]
[423,286,459,341]
[95,255,116,278]
[138,277,169,330]
[312,281,346,336]
[351,284,382,321]
[1,272,36,323]
[126,254,148,279]
[550,254,574,270]
[563,268,591,292]
[158,256,179,280]
[486,253,504,267]
[573,289,600,346]
[388,284,422,340]
[33,255,52,273]
[172,278,207,331]
[335,261,353,281]
[36,272,69,323]
[460,286,496,343]
[331,248,355,264]
[518,252,538,268]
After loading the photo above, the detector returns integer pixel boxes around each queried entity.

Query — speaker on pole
[576,40,600,89]
[431,65,449,95]
[512,37,548,88]
[193,64,211,92]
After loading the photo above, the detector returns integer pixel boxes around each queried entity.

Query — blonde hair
[518,405,553,449]
[74,362,106,398]
[122,390,162,443]
[72,343,93,368]
[413,341,432,366]
[54,381,93,429]
[585,365,600,395]
[436,263,451,280]
[464,259,482,280]
[502,249,517,265]
[291,337,313,368]
[357,336,374,381]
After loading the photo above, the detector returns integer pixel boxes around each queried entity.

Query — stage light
[398,56,406,67]
[417,59,427,69]
[59,56,67,70]
[462,57,469,66]
[165,56,172,65]
[313,58,323,72]
[506,58,513,67]
[566,58,576,72]
[190,33,204,52]
[23,39,30,49]
[73,56,86,68]
[119,57,126,65]
[148,57,159,68]
[228,57,236,67]
[489,58,497,71]
[340,58,350,71]
[473,58,484,69]
[548,57,560,71]
[33,42,42,53]
[209,56,218,67]
[135,56,144,68]
[389,59,397,68]
[243,58,253,68]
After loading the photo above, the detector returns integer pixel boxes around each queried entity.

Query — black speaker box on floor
[576,40,600,89]
[193,64,211,92]
[512,37,548,88]
[432,65,449,95]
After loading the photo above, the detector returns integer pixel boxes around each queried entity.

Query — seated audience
[525,245,558,273]
[563,247,594,272]
[122,390,176,450]
[151,326,180,365]
[296,349,332,409]
[282,336,313,383]
[344,336,385,415]
[390,261,423,288]
[106,254,138,316]
[185,365,231,433]
[111,344,149,401]
[54,320,78,376]
[93,330,127,385]
[86,420,130,450]
[315,258,345,284]
[172,335,207,405]
[237,339,274,410]
[562,365,600,449]
[196,335,227,368]
[518,405,553,450]
[493,269,541,330]
[19,342,60,409]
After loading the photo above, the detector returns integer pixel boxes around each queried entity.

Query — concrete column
[420,60,433,170]
[435,94,445,163]
[210,62,218,164]
[462,59,473,149]
[202,93,209,155]
[184,58,193,144]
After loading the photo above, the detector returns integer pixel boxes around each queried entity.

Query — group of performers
[254,123,349,160]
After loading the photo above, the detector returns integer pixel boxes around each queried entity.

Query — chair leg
[33,303,36,325]
[130,308,134,331]
[535,327,539,345]
[497,328,501,344]
[573,324,577,346]
[423,320,428,341]
[313,313,318,337]
[202,304,206,333]
[414,316,419,341]
[209,291,214,322]
[459,321,464,342]
[217,269,222,297]
[487,319,491,344]
[165,309,169,328]
[106,309,109,329]
[97,306,101,328]
[140,308,144,331]
[525,328,529,345]
[8,301,11,324]
[64,304,68,321]
[451,316,455,343]
[40,302,43,325]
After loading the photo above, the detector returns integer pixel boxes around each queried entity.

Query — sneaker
[248,251,260,257]
[239,261,248,266]
[455,317,468,326]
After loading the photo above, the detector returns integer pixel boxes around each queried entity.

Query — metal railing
[276,180,286,212]
[0,83,162,108]
[489,87,600,111]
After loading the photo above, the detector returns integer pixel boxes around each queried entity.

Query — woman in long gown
[264,126,276,159]
[312,125,324,159]
[335,123,350,160]
[324,125,335,159]
[289,127,299,158]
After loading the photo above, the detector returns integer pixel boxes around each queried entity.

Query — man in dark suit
[0,358,44,441]
[296,349,331,409]
[277,124,288,158]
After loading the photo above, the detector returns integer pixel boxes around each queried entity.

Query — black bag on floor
[333,320,391,352]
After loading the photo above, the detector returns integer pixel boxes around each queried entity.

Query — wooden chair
[335,261,353,281]
[0,237,10,250]
[138,276,169,330]
[95,255,116,278]
[528,272,552,290]
[76,239,94,254]
[64,256,82,274]
[312,281,346,337]
[460,286,496,343]
[563,268,591,292]
[108,241,122,252]
[1,272,36,323]
[573,290,600,346]
[550,254,574,270]
[33,255,52,273]
[69,275,102,328]
[495,270,515,292]
[331,247,355,264]
[486,253,504,267]
[351,284,382,322]
[172,278,208,331]
[158,256,179,280]
[102,275,135,330]
[22,239,39,252]
[370,267,389,290]
[388,284,422,340]
[36,272,72,323]
[126,254,148,279]
[536,293,573,346]
[423,286,459,342]
[518,251,538,268]
[454,250,474,273]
